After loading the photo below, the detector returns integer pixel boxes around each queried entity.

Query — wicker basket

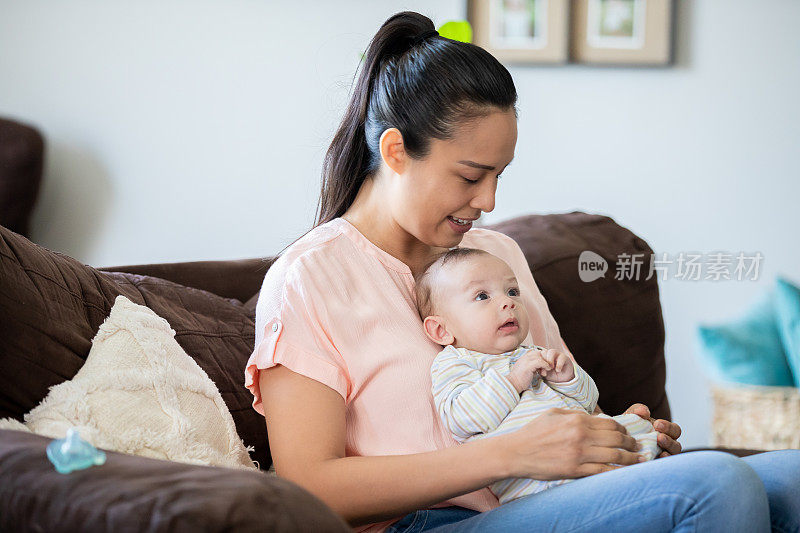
[711,384,800,450]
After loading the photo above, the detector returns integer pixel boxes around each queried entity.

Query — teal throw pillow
[697,286,795,387]
[774,276,800,386]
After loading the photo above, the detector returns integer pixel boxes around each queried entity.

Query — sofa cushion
[0,295,258,470]
[0,225,270,469]
[775,276,800,387]
[697,285,795,387]
[486,212,671,420]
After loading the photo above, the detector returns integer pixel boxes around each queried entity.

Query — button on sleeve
[244,262,351,416]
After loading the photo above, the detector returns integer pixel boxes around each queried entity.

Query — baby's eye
[508,287,520,296]
[474,292,489,301]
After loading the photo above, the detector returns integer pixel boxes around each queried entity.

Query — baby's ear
[423,316,454,346]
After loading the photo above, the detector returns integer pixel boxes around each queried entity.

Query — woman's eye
[461,176,479,184]
[508,287,520,296]
[474,292,488,301]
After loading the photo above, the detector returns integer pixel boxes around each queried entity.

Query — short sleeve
[244,262,351,416]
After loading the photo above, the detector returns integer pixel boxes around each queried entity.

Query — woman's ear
[423,316,455,346]
[379,127,407,175]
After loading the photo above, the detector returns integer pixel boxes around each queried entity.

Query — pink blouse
[244,217,574,533]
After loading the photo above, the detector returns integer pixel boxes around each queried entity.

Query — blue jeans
[385,450,800,532]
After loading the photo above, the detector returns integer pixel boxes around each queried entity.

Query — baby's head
[415,248,530,355]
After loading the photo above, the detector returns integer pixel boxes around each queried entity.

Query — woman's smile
[447,216,473,233]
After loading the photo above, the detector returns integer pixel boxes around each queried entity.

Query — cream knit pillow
[0,295,256,470]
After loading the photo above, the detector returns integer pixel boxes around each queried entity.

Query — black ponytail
[314,10,518,227]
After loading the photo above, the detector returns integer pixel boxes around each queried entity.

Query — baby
[415,247,660,504]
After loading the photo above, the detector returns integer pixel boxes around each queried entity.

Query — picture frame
[468,0,571,64]
[570,0,674,65]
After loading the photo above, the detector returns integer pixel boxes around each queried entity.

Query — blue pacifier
[46,427,107,474]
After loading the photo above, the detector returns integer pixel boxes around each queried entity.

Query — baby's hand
[506,351,552,394]
[536,348,575,383]
[507,349,576,392]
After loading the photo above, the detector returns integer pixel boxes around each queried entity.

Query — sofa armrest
[96,257,273,304]
[0,429,350,532]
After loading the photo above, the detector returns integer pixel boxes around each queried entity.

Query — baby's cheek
[476,322,501,352]
[456,318,486,349]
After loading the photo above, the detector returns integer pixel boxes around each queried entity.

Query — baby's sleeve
[244,262,351,416]
[545,362,599,414]
[431,347,521,443]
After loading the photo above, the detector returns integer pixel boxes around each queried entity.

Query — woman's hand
[498,408,645,480]
[624,403,682,458]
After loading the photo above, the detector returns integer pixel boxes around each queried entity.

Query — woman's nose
[470,177,497,213]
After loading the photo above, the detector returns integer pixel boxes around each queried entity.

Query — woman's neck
[341,177,448,278]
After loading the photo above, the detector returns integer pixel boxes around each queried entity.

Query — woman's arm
[260,364,644,528]
[261,364,505,527]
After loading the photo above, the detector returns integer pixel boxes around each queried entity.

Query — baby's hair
[414,247,492,320]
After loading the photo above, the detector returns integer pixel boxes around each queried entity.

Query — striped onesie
[431,343,660,504]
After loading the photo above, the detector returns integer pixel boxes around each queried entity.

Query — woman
[245,11,800,533]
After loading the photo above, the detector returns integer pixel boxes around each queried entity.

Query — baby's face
[427,253,530,354]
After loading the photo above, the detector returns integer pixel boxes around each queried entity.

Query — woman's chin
[440,226,466,247]
[427,232,463,251]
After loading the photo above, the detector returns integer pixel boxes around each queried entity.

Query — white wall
[1,0,798,449]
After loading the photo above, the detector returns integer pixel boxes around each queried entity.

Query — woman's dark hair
[314,10,518,227]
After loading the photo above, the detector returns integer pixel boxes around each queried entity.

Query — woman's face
[391,107,518,249]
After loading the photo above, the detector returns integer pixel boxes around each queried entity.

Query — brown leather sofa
[0,117,45,239]
[0,211,756,532]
